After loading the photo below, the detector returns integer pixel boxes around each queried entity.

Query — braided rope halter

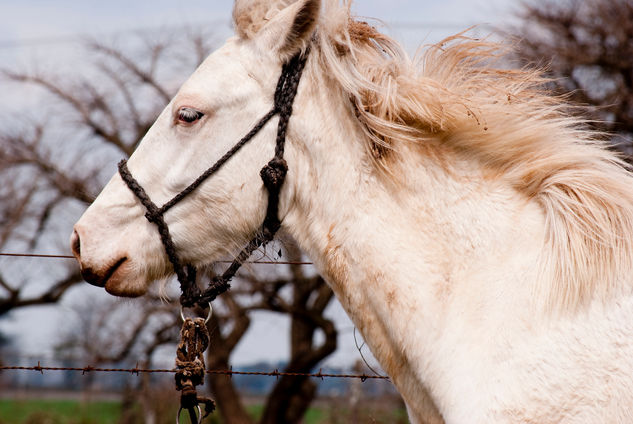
[118,49,309,309]
[117,49,310,423]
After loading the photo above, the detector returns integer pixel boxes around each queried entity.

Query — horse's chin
[104,282,147,297]
[103,265,149,297]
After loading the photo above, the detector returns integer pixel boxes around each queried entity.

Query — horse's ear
[234,0,320,60]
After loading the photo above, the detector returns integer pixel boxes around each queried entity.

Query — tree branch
[89,42,172,104]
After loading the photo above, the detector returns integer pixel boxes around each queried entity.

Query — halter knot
[261,158,288,191]
[144,208,162,224]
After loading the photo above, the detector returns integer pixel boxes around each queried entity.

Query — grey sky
[1,0,518,47]
[0,0,520,368]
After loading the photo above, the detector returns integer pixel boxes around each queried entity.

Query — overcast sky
[1,0,519,49]
[0,0,520,369]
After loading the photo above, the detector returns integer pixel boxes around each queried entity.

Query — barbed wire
[0,254,384,383]
[0,252,312,266]
[0,363,389,382]
[0,253,74,259]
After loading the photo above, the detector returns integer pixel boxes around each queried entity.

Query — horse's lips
[104,255,125,279]
[79,256,124,287]
[102,258,148,297]
[99,257,129,291]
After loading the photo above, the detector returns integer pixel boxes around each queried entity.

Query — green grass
[204,404,323,424]
[0,400,281,424]
[0,398,405,423]
[0,399,120,424]
[301,406,325,424]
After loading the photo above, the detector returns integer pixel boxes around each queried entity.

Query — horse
[70,0,633,422]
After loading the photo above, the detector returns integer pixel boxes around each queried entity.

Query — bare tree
[1,30,339,423]
[205,243,336,424]
[55,292,180,424]
[56,294,178,365]
[510,0,633,156]
[1,31,210,313]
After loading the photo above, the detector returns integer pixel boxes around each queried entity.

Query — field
[0,399,120,424]
[0,398,407,423]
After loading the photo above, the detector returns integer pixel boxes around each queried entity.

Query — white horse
[70,0,633,422]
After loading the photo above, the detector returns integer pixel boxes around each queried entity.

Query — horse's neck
[282,85,549,412]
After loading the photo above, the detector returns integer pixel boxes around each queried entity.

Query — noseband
[117,50,309,308]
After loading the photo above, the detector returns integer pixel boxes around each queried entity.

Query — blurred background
[1,0,632,423]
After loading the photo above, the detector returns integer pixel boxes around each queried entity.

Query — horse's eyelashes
[177,107,204,124]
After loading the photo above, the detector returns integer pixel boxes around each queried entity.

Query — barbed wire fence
[0,251,387,384]
[1,363,388,382]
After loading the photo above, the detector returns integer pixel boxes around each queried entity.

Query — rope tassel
[175,318,215,423]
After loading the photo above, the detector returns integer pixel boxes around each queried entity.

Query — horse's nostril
[71,230,81,258]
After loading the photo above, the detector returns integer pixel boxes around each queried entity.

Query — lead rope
[118,49,310,424]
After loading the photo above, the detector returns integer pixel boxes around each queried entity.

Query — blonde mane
[305,1,633,311]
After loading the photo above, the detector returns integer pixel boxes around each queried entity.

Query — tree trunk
[260,275,336,423]
[208,357,253,424]
[206,314,253,424]
[260,367,317,423]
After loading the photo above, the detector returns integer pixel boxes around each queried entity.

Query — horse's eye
[177,107,204,124]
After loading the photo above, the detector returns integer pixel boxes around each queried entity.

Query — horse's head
[71,0,321,297]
